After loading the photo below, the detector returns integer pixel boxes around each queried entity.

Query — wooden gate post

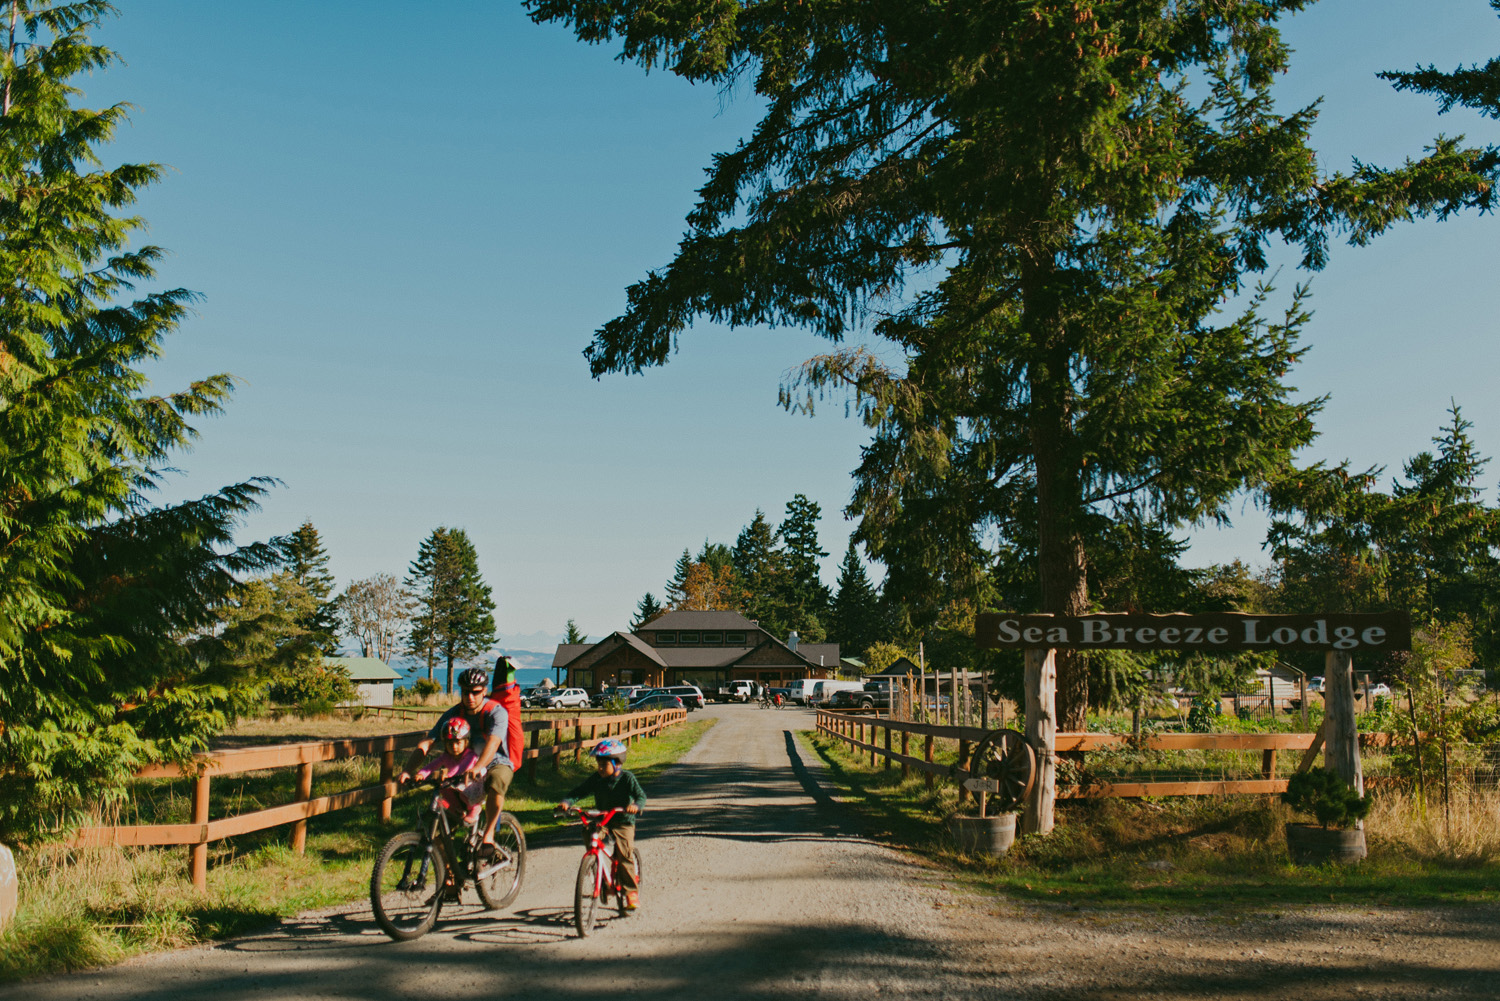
[957,738,970,805]
[923,734,935,791]
[884,725,892,769]
[189,772,211,891]
[901,730,910,778]
[1323,649,1364,799]
[1022,647,1057,835]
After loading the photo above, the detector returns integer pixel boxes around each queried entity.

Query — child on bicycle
[405,717,485,826]
[556,738,647,909]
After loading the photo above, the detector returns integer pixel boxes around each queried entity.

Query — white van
[787,679,817,705]
[808,679,865,705]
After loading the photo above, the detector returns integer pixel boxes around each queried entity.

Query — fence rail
[70,708,686,890]
[815,710,1403,802]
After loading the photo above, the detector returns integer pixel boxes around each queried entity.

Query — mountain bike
[555,806,643,938]
[370,776,527,941]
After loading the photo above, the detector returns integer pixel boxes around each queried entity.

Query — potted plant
[1281,767,1372,864]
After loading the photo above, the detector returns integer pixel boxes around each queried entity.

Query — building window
[702,632,722,645]
[576,670,593,689]
[678,632,700,644]
[657,633,676,645]
[725,632,746,644]
[620,669,634,684]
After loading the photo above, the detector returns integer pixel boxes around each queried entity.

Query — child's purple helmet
[591,738,627,762]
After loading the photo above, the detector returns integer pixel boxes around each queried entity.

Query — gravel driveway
[6,704,1498,1000]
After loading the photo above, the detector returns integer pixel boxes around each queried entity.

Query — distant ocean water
[391,656,557,691]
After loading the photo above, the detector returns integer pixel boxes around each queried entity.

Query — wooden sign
[976,611,1410,653]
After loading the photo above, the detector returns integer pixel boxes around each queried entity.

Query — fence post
[1022,646,1057,836]
[924,734,935,791]
[553,722,561,772]
[574,720,582,763]
[1324,649,1364,801]
[870,721,877,767]
[901,730,910,778]
[957,738,970,804]
[291,760,314,854]
[528,728,541,780]
[884,724,892,768]
[1261,748,1278,779]
[189,772,211,891]
[379,748,395,822]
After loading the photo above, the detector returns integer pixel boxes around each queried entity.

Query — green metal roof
[323,656,399,682]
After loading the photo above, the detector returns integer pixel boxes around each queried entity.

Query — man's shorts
[484,761,514,800]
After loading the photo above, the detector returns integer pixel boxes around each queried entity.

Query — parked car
[590,685,646,707]
[520,685,550,708]
[628,693,684,712]
[640,685,705,710]
[540,687,590,709]
[1365,682,1393,699]
[1308,676,1325,693]
[808,679,866,706]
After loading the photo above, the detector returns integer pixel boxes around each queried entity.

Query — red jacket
[490,680,524,771]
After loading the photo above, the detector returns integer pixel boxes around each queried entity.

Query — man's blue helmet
[592,738,627,762]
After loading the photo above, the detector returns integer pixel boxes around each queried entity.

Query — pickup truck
[719,680,754,703]
[829,682,892,710]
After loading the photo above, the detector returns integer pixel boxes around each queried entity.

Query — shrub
[1281,767,1372,829]
[409,678,442,699]
[265,660,356,709]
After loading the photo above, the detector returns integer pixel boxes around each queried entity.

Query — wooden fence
[70,708,685,890]
[815,710,1404,801]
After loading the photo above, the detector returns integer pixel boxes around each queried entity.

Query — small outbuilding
[325,656,399,707]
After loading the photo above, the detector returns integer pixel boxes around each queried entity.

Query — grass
[801,729,1500,913]
[0,716,715,983]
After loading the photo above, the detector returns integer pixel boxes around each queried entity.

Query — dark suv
[590,685,645,707]
[642,685,705,710]
[628,693,684,712]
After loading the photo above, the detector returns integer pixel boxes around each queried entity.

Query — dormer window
[702,632,723,645]
[725,632,746,644]
[678,632,700,644]
[657,633,677,645]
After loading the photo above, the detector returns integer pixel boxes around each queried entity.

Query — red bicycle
[555,806,643,937]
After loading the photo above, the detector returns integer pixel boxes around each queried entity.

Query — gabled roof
[641,609,759,631]
[555,631,668,670]
[323,656,398,682]
[657,647,754,668]
[797,643,841,668]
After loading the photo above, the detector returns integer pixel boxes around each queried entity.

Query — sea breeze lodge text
[975,612,1412,653]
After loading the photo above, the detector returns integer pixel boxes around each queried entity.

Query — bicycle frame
[582,807,624,898]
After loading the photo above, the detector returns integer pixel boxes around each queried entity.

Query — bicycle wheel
[475,811,527,910]
[371,831,446,941]
[574,854,602,937]
[614,848,643,917]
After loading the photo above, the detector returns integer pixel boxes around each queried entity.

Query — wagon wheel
[970,729,1036,812]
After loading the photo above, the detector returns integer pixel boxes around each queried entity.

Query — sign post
[978,611,1408,835]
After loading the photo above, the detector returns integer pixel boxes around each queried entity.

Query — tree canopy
[0,2,278,839]
[405,527,497,692]
[530,0,1498,726]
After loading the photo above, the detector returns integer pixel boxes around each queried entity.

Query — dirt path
[6,705,1498,1000]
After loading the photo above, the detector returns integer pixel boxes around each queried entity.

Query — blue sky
[87,1,1500,645]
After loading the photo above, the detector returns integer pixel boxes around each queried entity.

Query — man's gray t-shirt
[428,701,508,770]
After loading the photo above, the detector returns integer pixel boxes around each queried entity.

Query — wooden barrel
[1285,822,1366,865]
[950,813,1017,856]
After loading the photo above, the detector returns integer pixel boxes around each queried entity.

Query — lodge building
[552,610,840,693]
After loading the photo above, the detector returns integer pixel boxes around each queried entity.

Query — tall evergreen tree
[564,618,588,644]
[777,494,831,638]
[632,591,664,628]
[405,527,497,692]
[664,548,693,608]
[1380,2,1500,122]
[732,509,786,631]
[0,2,279,839]
[531,0,1496,727]
[279,520,338,653]
[831,540,882,657]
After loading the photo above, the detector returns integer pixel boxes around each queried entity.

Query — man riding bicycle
[399,666,514,855]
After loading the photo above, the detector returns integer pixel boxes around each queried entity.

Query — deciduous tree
[338,572,414,663]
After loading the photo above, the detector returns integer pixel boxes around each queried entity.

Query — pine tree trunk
[1028,303,1090,732]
